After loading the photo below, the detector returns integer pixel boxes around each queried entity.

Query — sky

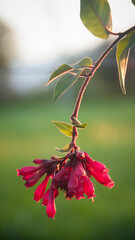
[0,0,135,64]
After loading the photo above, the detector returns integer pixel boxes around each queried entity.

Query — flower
[17,152,114,219]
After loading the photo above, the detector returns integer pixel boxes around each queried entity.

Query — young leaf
[51,155,67,161]
[72,122,88,129]
[131,0,135,6]
[55,143,73,153]
[71,116,88,128]
[46,64,73,86]
[116,30,135,94]
[52,121,73,137]
[80,0,112,39]
[53,70,83,102]
[46,57,93,88]
[71,57,93,69]
[71,116,82,125]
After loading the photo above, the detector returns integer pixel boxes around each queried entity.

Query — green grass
[1,95,135,240]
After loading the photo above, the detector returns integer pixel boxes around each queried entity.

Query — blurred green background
[1,87,135,240]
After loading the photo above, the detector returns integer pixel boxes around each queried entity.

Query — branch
[70,25,135,148]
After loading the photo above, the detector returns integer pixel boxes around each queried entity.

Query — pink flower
[84,152,114,189]
[83,176,95,199]
[46,185,57,219]
[33,175,50,202]
[17,151,114,219]
[42,189,50,206]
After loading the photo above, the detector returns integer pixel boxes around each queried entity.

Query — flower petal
[33,159,53,164]
[33,175,50,202]
[17,165,43,177]
[24,168,47,188]
[42,189,50,206]
[68,167,78,194]
[83,176,95,198]
[46,185,56,219]
[75,161,85,177]
[75,179,84,200]
[85,153,107,173]
[89,167,114,189]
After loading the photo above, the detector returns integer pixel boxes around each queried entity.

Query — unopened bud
[76,151,85,160]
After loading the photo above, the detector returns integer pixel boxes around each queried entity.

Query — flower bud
[76,151,85,160]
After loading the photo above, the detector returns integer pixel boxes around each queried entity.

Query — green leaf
[131,0,135,6]
[46,57,93,88]
[51,155,67,161]
[80,0,112,39]
[55,143,73,153]
[71,116,82,125]
[124,31,135,51]
[71,57,93,69]
[72,122,88,129]
[53,70,83,101]
[116,30,135,94]
[52,121,73,137]
[71,117,88,129]
[46,64,73,86]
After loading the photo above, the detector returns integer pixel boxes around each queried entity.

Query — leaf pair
[52,120,87,152]
[46,57,93,101]
[52,120,87,136]
[116,30,135,94]
[52,121,73,153]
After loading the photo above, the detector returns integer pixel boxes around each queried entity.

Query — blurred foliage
[0,20,16,98]
[0,95,135,240]
[0,20,15,67]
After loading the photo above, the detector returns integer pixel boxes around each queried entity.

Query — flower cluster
[17,151,114,219]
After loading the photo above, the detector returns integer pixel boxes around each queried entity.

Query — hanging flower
[17,151,114,219]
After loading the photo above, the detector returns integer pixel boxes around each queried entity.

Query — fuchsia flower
[17,151,114,219]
